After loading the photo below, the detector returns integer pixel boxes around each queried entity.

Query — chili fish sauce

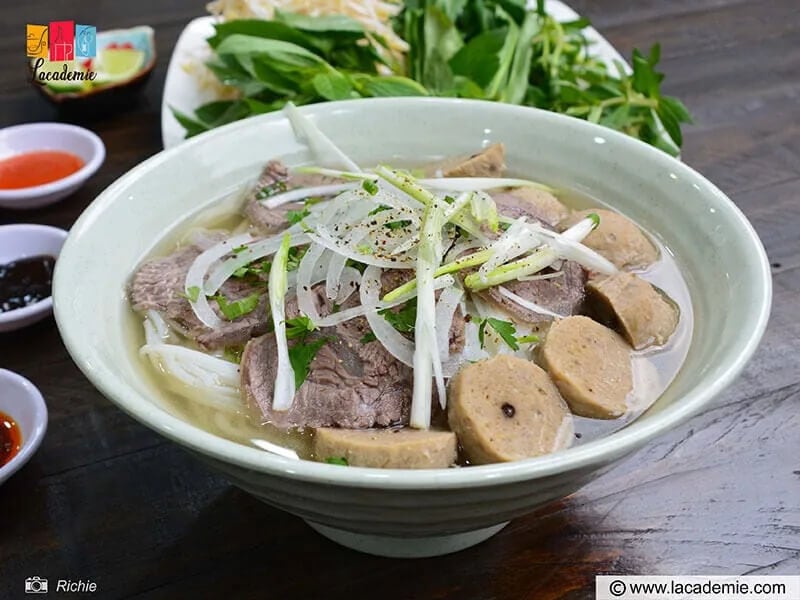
[0,150,84,189]
[0,411,22,467]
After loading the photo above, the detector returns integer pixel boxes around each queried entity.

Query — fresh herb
[517,334,541,344]
[368,204,392,215]
[362,179,379,195]
[385,219,413,230]
[478,317,520,351]
[232,244,248,254]
[285,314,317,339]
[287,246,307,271]
[379,299,417,334]
[213,291,261,320]
[360,332,377,344]
[324,456,349,466]
[183,285,201,303]
[286,207,311,224]
[289,336,331,389]
[356,243,374,255]
[345,259,368,273]
[233,260,271,278]
[255,180,288,199]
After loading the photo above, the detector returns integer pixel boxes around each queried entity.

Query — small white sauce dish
[0,122,105,209]
[0,224,67,332]
[0,369,48,485]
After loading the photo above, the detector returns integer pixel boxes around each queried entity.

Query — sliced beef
[243,160,343,234]
[587,272,679,349]
[448,355,573,464]
[537,316,632,419]
[559,209,658,270]
[491,187,570,227]
[130,243,269,349]
[446,143,506,177]
[313,428,457,468]
[478,260,587,324]
[241,286,413,429]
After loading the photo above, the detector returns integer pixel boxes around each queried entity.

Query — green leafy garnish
[324,456,349,466]
[286,207,311,224]
[213,292,261,320]
[287,246,307,271]
[357,243,373,255]
[285,315,317,339]
[183,285,201,303]
[289,336,331,389]
[360,332,377,344]
[379,299,417,334]
[256,180,288,199]
[478,317,520,351]
[517,334,541,344]
[223,346,244,363]
[232,244,248,254]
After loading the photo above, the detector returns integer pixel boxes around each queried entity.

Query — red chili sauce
[0,150,84,189]
[0,411,22,467]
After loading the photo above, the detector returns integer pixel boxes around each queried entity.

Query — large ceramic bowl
[53,99,771,558]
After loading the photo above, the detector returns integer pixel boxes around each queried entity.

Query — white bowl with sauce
[53,98,772,558]
[0,224,67,332]
[0,122,105,209]
[0,369,48,485]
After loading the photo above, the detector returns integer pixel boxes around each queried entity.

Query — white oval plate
[160,1,628,149]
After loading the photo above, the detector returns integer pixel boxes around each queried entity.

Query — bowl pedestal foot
[304,520,509,558]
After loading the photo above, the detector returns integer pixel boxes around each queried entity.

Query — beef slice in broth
[479,260,587,324]
[587,272,679,349]
[241,285,413,429]
[491,187,570,227]
[313,428,457,469]
[130,243,269,350]
[448,355,573,464]
[537,316,632,419]
[426,143,506,178]
[559,209,658,270]
[243,160,342,234]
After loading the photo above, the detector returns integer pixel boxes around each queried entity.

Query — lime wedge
[93,48,145,86]
[32,60,92,93]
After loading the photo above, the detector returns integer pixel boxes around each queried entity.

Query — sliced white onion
[262,183,358,209]
[496,285,566,319]
[360,266,414,367]
[296,244,327,323]
[325,252,348,300]
[527,221,617,275]
[307,225,416,269]
[435,286,464,362]
[185,232,254,328]
[335,266,361,305]
[418,177,554,193]
[284,102,361,172]
[478,217,542,279]
[204,232,310,295]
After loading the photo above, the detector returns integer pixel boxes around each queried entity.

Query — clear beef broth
[129,176,692,463]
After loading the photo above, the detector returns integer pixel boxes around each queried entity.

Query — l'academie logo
[26,20,98,85]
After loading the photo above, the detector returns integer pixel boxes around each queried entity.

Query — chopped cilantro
[517,334,541,345]
[385,219,412,230]
[345,259,367,274]
[287,246,307,271]
[360,332,377,344]
[368,204,392,216]
[478,317,520,351]
[286,207,311,225]
[379,299,417,334]
[324,456,349,466]
[255,180,287,199]
[232,244,248,254]
[289,336,331,389]
[285,315,317,340]
[213,292,261,320]
[183,285,201,303]
[362,179,379,195]
[357,243,373,255]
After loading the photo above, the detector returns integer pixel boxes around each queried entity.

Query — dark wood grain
[1,1,798,598]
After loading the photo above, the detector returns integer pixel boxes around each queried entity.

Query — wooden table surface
[1,1,798,598]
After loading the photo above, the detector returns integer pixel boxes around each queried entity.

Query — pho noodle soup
[128,107,692,468]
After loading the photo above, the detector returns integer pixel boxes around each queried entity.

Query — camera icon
[25,576,49,594]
